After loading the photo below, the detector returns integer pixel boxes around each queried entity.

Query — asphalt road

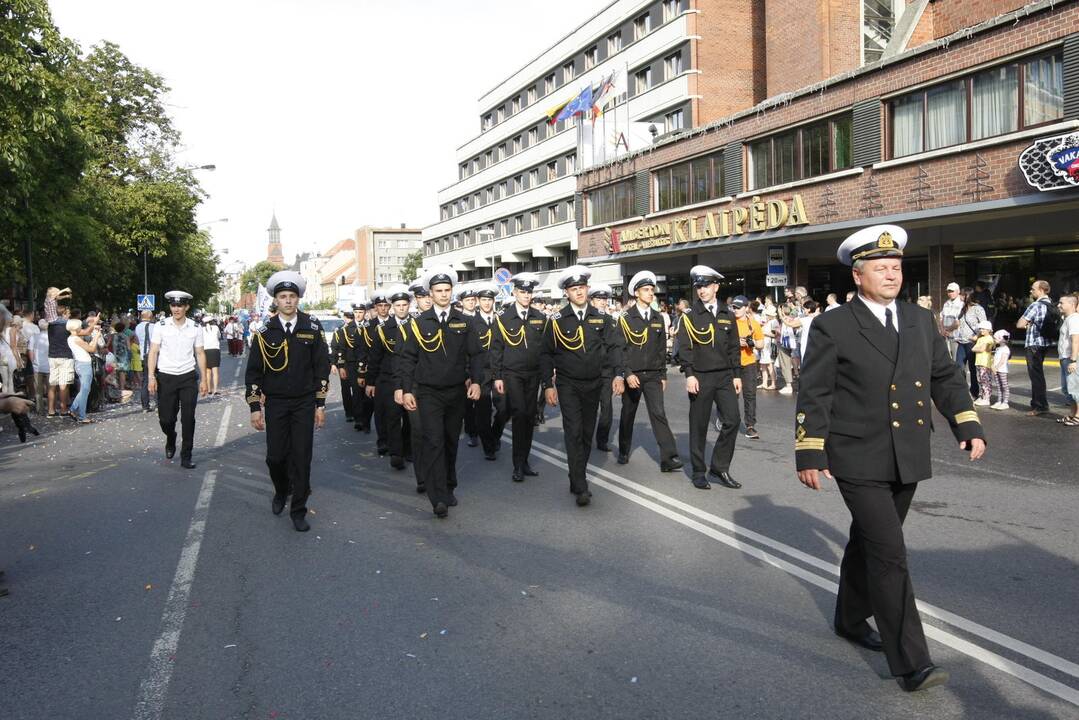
[1,352,1077,719]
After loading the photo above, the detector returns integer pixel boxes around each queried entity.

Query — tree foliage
[240,260,284,295]
[399,250,424,282]
[0,1,219,312]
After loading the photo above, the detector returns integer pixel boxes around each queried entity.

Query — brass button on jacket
[892,420,901,428]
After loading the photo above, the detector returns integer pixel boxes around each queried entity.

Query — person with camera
[146,290,208,469]
[66,318,100,424]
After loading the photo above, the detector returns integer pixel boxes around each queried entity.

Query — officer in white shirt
[146,290,208,469]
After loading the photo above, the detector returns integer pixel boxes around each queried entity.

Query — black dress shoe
[180,458,197,469]
[521,464,538,477]
[596,442,610,452]
[512,468,524,482]
[433,502,448,518]
[377,446,388,456]
[344,416,354,424]
[575,490,592,506]
[484,451,497,461]
[271,494,287,515]
[361,425,371,434]
[496,439,502,451]
[291,514,310,532]
[660,457,684,472]
[691,476,712,490]
[390,456,405,470]
[416,484,426,493]
[617,453,629,464]
[897,665,949,692]
[165,434,177,459]
[711,471,742,489]
[467,435,479,447]
[354,423,363,431]
[447,493,458,506]
[834,625,883,652]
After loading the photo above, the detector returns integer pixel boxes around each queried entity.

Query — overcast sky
[49,0,609,269]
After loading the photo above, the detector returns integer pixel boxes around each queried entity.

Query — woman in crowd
[202,316,222,395]
[67,318,100,424]
[30,319,50,412]
[0,308,17,395]
[129,325,143,395]
[954,287,988,399]
[759,305,778,390]
[111,321,131,394]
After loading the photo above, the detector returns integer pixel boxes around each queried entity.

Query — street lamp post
[477,229,496,281]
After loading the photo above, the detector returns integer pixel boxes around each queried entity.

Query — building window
[482,114,492,131]
[496,107,505,123]
[585,46,598,70]
[750,113,852,189]
[497,144,506,161]
[530,209,540,228]
[499,219,508,237]
[547,205,559,224]
[545,73,555,95]
[563,61,575,84]
[529,168,539,187]
[634,13,651,40]
[546,161,558,182]
[664,51,683,80]
[499,181,508,198]
[440,206,448,221]
[528,127,538,146]
[514,215,524,233]
[513,175,523,193]
[513,136,522,154]
[527,87,537,105]
[889,50,1063,159]
[662,0,680,22]
[512,97,520,115]
[472,192,480,208]
[862,0,896,65]
[664,109,684,133]
[654,151,724,212]
[471,159,479,174]
[586,179,636,225]
[634,67,652,95]
[566,153,576,173]
[607,31,622,55]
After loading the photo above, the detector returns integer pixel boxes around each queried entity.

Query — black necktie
[643,310,650,322]
[486,316,492,327]
[577,310,584,321]
[439,312,447,325]
[885,308,897,335]
[707,305,715,317]
[285,321,292,335]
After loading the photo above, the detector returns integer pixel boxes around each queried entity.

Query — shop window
[654,151,724,211]
[749,114,853,190]
[890,50,1063,159]
[586,179,636,225]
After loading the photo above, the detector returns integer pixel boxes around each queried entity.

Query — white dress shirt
[150,317,203,375]
[858,295,900,332]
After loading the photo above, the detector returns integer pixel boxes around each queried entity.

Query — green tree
[399,250,424,282]
[240,260,285,294]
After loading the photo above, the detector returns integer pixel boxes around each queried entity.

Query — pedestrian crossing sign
[137,294,155,311]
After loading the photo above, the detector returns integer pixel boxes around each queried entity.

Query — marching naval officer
[539,265,624,506]
[245,271,331,532]
[675,266,742,490]
[490,272,547,482]
[146,290,208,469]
[366,283,414,470]
[796,225,986,691]
[330,309,356,424]
[468,282,502,461]
[396,266,484,519]
[615,271,682,471]
[588,283,617,452]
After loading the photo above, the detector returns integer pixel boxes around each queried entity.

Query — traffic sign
[494,267,511,285]
[767,246,785,275]
[137,294,155,311]
[766,274,788,288]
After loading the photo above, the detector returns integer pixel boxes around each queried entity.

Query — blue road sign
[137,294,155,311]
[494,267,512,285]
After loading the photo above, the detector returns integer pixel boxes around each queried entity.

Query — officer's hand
[494,379,505,395]
[612,377,625,396]
[250,411,265,432]
[338,367,347,380]
[798,468,832,491]
[394,389,404,406]
[960,437,986,461]
[364,385,374,398]
[148,377,157,394]
[626,373,640,389]
[199,379,209,397]
[314,407,325,429]
[403,393,417,411]
[467,383,482,401]
[733,377,742,396]
[545,388,558,407]
[685,376,699,395]
[358,378,366,387]
[661,379,667,391]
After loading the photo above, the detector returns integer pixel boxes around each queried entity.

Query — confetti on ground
[28,545,35,551]
[144,584,152,591]
[439,630,447,636]
[404,653,416,658]
[630,677,638,683]
[224,644,237,649]
[376,570,381,574]
[115,616,123,622]
[420,633,428,640]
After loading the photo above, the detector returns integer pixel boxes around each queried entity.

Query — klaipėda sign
[604,195,810,254]
[1019,133,1079,191]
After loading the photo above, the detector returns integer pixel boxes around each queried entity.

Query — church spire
[266,211,284,265]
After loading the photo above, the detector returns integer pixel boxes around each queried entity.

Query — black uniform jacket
[489,305,548,379]
[395,307,484,394]
[618,304,669,375]
[795,298,986,484]
[366,315,411,386]
[245,312,331,412]
[539,304,622,388]
[675,299,741,376]
[469,313,497,383]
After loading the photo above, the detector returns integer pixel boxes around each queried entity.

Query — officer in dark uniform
[330,310,355,424]
[616,271,682,471]
[490,272,547,482]
[456,284,483,448]
[400,274,432,492]
[675,265,742,490]
[353,303,375,432]
[245,271,331,532]
[540,266,624,506]
[796,225,986,692]
[368,290,394,454]
[468,282,501,461]
[396,267,484,518]
[589,283,616,452]
[366,284,414,470]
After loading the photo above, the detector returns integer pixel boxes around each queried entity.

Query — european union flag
[555,85,593,123]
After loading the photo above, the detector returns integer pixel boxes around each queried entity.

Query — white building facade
[422,0,706,297]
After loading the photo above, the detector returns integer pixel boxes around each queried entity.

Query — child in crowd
[991,329,1011,410]
[972,320,996,406]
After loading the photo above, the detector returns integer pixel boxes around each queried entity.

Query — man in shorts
[47,305,74,415]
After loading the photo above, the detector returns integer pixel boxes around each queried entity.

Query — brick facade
[931,0,1034,38]
[691,0,767,124]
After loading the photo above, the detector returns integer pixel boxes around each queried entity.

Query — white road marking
[132,392,236,720]
[527,439,1079,707]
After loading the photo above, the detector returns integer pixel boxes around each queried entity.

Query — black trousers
[558,376,602,494]
[1026,345,1048,411]
[416,384,465,508]
[739,362,758,428]
[353,374,370,428]
[373,383,392,451]
[618,371,678,462]
[408,406,424,488]
[687,369,739,478]
[473,383,499,454]
[156,370,197,460]
[501,371,539,469]
[377,380,411,459]
[337,367,353,420]
[141,363,152,410]
[264,395,316,519]
[463,398,478,438]
[595,380,613,446]
[835,478,930,677]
